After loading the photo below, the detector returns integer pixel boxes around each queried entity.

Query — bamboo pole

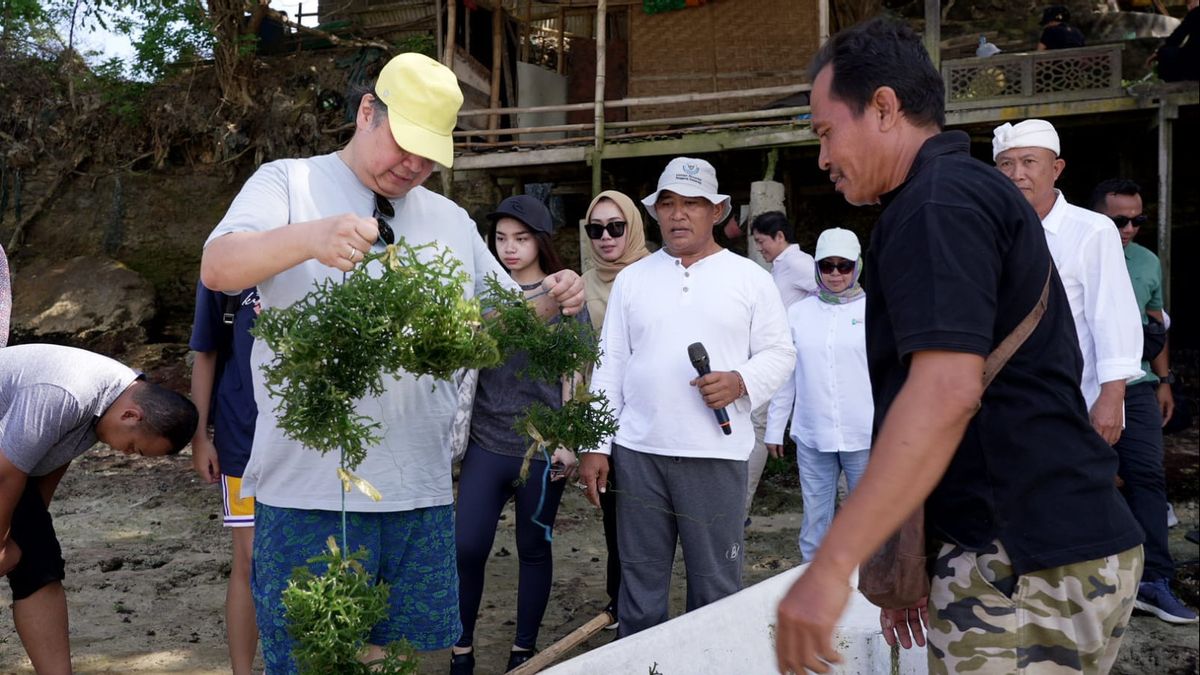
[924,0,941,70]
[520,0,530,62]
[456,83,812,117]
[591,0,607,196]
[508,611,614,675]
[444,0,457,69]
[1157,103,1175,308]
[557,6,566,74]
[489,3,503,132]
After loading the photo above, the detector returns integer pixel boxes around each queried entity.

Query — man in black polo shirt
[774,18,1143,675]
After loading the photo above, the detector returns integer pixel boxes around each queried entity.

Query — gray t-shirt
[0,344,137,476]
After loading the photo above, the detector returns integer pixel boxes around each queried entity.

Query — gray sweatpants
[613,443,748,637]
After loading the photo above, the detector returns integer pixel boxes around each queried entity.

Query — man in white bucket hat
[581,156,795,636]
[993,118,1143,445]
[199,52,585,672]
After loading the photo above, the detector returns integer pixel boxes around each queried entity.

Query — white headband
[992,119,1060,160]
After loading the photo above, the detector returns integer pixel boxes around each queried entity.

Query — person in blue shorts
[189,281,262,674]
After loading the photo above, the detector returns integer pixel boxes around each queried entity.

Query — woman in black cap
[450,195,589,674]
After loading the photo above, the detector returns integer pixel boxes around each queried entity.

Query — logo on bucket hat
[641,157,731,223]
[374,53,464,168]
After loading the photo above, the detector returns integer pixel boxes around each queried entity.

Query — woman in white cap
[765,227,872,562]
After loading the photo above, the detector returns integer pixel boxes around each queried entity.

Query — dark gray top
[470,308,590,457]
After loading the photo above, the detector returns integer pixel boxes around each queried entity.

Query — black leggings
[454,442,566,650]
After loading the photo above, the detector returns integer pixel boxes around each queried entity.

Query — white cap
[815,228,861,261]
[992,119,1060,160]
[641,157,731,223]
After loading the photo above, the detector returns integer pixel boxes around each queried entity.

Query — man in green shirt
[1091,178,1195,625]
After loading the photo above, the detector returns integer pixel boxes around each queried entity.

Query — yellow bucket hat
[374,53,464,168]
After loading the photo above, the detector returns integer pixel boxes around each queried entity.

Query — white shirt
[770,244,819,308]
[1041,190,1143,408]
[205,153,514,512]
[588,249,795,461]
[765,296,872,453]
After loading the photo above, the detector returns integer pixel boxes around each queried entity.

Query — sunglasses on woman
[585,221,627,240]
[373,193,397,246]
[1111,214,1147,229]
[817,260,856,274]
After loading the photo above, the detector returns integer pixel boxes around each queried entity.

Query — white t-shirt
[1041,191,1143,408]
[204,152,512,512]
[770,244,819,308]
[588,249,795,461]
[765,296,872,453]
[0,344,136,476]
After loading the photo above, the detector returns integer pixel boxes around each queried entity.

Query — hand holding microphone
[687,342,743,436]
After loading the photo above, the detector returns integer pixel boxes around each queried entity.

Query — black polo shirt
[867,131,1142,575]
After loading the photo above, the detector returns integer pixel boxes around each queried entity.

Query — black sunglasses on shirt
[1111,214,1148,229]
[585,221,627,240]
[817,259,856,274]
[373,193,397,246]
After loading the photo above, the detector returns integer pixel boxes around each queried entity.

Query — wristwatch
[1158,372,1176,385]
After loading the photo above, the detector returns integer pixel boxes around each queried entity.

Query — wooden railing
[453,83,813,153]
[942,44,1124,110]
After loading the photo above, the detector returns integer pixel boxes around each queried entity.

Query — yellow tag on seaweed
[326,535,340,557]
[336,467,384,501]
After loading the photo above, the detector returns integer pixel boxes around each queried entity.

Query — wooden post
[818,0,830,45]
[521,0,531,62]
[1157,103,1175,308]
[591,0,607,197]
[436,0,444,65]
[557,6,566,75]
[923,0,941,70]
[465,5,472,53]
[444,0,457,69]
[489,3,504,132]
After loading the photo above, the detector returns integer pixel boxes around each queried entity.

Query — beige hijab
[582,190,651,331]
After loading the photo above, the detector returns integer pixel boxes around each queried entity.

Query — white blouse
[766,295,873,453]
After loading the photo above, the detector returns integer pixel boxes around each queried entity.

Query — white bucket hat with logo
[815,227,861,261]
[641,157,732,223]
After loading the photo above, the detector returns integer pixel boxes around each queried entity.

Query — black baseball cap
[1040,5,1070,25]
[487,195,555,234]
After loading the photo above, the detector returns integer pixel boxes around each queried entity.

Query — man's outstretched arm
[775,349,983,674]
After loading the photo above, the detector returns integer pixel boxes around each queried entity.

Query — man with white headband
[580,156,795,636]
[993,119,1143,445]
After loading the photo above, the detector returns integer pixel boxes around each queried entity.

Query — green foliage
[482,276,601,383]
[251,242,504,469]
[283,538,418,675]
[517,385,619,473]
[394,34,436,58]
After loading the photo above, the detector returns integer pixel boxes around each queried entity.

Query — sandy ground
[1,439,1196,675]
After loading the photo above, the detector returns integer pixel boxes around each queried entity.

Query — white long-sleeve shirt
[766,296,872,453]
[770,244,819,307]
[588,249,795,461]
[1041,191,1144,408]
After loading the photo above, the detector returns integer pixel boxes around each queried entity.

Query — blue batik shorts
[251,503,461,673]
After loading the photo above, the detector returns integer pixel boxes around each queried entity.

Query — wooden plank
[457,83,812,117]
[597,126,818,160]
[452,146,589,170]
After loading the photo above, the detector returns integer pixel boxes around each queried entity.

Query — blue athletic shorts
[251,503,461,673]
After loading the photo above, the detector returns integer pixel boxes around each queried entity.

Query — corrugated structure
[628,0,821,120]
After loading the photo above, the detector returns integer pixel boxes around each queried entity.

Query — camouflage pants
[927,540,1143,674]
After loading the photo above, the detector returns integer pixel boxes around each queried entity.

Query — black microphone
[687,342,732,436]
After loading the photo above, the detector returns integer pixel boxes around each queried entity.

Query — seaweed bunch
[283,537,418,675]
[517,383,620,480]
[251,242,504,469]
[481,275,601,383]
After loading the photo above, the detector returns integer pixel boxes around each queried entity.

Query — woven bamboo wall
[628,0,820,120]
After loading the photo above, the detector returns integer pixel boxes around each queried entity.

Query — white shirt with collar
[770,243,819,308]
[765,296,872,453]
[587,249,795,461]
[1040,190,1144,408]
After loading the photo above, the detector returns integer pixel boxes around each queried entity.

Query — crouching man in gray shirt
[0,343,197,673]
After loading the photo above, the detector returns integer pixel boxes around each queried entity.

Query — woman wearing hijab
[764,228,872,561]
[580,190,650,627]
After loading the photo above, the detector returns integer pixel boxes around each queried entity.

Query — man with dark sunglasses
[993,119,1143,446]
[199,53,586,672]
[1091,178,1195,625]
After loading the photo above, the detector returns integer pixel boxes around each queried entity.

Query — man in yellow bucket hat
[199,52,585,672]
